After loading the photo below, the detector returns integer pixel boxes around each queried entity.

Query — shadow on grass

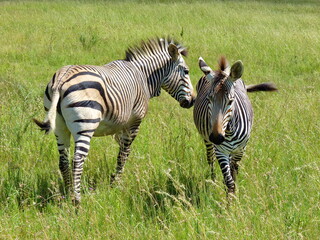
[0,163,66,211]
[1,158,223,217]
[1,161,111,211]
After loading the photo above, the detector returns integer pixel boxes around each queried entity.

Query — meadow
[0,0,319,239]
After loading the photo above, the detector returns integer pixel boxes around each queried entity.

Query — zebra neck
[131,59,167,99]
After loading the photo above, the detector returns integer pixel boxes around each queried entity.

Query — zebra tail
[33,118,51,134]
[33,90,60,134]
[246,82,278,92]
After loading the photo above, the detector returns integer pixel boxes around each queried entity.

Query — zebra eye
[184,69,189,75]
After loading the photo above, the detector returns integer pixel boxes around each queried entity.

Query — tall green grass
[0,0,319,239]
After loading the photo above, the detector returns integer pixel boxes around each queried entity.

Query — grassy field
[0,0,319,239]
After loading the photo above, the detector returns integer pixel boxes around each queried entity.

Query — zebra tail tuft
[33,118,51,134]
[33,89,60,134]
[246,82,278,92]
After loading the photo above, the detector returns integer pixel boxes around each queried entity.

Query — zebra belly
[94,119,126,136]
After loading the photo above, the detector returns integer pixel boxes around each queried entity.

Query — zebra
[193,56,277,195]
[33,37,195,204]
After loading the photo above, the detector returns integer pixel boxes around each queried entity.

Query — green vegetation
[0,0,319,239]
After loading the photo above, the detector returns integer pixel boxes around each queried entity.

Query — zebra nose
[180,98,194,108]
[209,133,225,145]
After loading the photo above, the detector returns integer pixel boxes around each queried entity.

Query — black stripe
[75,140,90,145]
[77,129,95,135]
[45,85,62,114]
[74,118,101,123]
[45,85,51,101]
[63,81,106,100]
[51,73,56,85]
[67,100,104,114]
[57,98,62,115]
[75,146,89,153]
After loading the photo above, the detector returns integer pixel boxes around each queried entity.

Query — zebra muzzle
[209,133,225,145]
[179,98,194,109]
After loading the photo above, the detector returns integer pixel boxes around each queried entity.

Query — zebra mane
[212,56,230,94]
[213,73,227,94]
[124,37,188,61]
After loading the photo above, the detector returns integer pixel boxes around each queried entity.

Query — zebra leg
[216,151,235,194]
[230,151,244,183]
[62,104,102,204]
[204,139,216,181]
[71,134,94,205]
[70,128,97,205]
[55,115,71,196]
[110,122,141,184]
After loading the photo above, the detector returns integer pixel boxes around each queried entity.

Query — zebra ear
[168,43,179,61]
[230,60,244,80]
[199,57,212,75]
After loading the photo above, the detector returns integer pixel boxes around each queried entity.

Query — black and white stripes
[34,37,195,204]
[193,56,276,194]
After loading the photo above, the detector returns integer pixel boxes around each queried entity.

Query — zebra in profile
[193,56,277,195]
[33,37,195,204]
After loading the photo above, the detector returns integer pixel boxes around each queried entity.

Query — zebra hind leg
[110,123,141,185]
[71,135,94,205]
[70,127,98,205]
[55,116,72,197]
[61,106,101,205]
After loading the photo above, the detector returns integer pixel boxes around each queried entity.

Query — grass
[0,0,320,239]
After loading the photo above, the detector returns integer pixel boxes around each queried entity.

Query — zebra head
[199,56,244,145]
[161,43,195,109]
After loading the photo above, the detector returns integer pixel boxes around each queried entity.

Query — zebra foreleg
[111,124,141,185]
[204,140,216,181]
[216,151,235,194]
[230,151,243,183]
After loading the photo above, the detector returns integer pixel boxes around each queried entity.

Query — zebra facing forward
[34,37,195,204]
[193,56,277,195]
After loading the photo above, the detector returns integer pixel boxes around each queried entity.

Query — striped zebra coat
[34,37,195,204]
[193,57,277,194]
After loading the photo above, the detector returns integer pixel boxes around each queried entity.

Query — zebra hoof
[211,173,216,182]
[72,198,81,207]
[110,173,116,185]
[110,173,122,186]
